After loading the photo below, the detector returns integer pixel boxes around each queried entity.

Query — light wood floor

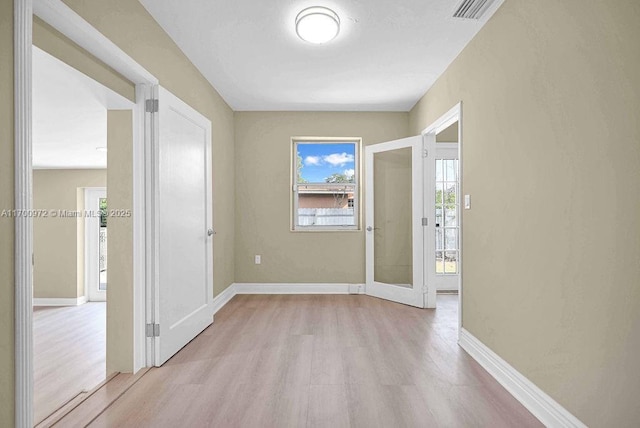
[34,302,106,424]
[82,295,541,427]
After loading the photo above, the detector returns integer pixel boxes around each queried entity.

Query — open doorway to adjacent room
[31,45,131,424]
[431,117,461,330]
[434,120,460,295]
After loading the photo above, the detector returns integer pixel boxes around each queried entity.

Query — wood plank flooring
[34,302,106,425]
[76,295,541,427]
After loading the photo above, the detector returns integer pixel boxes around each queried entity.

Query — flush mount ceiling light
[295,6,340,44]
[96,147,107,152]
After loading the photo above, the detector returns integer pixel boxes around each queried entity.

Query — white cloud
[344,169,355,178]
[323,152,354,167]
[304,155,321,166]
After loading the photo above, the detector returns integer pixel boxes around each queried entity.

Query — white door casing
[422,103,462,312]
[85,187,107,302]
[422,132,437,308]
[365,135,425,308]
[152,86,214,366]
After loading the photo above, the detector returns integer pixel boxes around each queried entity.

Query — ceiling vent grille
[453,0,496,20]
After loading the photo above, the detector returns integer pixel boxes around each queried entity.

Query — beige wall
[106,110,133,374]
[62,0,236,298]
[235,112,409,283]
[409,0,640,426]
[435,121,458,142]
[33,16,135,102]
[33,169,107,299]
[0,0,14,423]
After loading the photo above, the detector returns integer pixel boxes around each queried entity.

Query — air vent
[453,0,496,20]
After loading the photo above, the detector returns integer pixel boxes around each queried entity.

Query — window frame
[291,137,362,232]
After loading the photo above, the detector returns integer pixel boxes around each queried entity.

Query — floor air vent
[453,0,496,20]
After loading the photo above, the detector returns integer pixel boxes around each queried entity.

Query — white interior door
[365,136,425,308]
[153,86,214,366]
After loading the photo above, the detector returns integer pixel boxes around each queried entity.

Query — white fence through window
[297,208,355,226]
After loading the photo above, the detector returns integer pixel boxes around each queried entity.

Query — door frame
[84,187,107,302]
[421,103,463,329]
[14,1,159,425]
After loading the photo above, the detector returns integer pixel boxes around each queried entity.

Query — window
[292,138,360,230]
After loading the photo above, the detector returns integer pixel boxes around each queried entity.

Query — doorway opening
[363,104,462,313]
[421,103,463,328]
[434,121,460,293]
[15,3,156,424]
[30,45,131,424]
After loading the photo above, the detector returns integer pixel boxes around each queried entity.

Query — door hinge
[145,99,159,113]
[423,285,428,294]
[146,323,160,337]
[422,217,428,226]
[423,148,428,158]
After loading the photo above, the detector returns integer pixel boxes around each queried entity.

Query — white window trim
[291,137,362,232]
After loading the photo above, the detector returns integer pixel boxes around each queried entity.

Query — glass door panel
[365,135,424,308]
[373,147,413,288]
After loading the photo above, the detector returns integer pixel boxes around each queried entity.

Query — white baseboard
[33,296,88,306]
[458,328,586,428]
[233,283,365,295]
[211,283,237,315]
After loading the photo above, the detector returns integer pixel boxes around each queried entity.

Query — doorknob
[366,226,380,232]
[207,228,215,236]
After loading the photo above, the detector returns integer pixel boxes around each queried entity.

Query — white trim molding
[207,282,367,314]
[33,0,158,85]
[14,0,34,426]
[32,296,88,306]
[234,283,366,295]
[211,285,237,316]
[208,282,366,315]
[458,328,587,428]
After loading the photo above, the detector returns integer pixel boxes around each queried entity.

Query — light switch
[255,255,261,264]
[464,194,471,210]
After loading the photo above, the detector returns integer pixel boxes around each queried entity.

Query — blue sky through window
[297,142,356,183]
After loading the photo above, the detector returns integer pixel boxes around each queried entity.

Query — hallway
[70,295,540,427]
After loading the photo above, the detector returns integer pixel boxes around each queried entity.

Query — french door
[433,144,460,291]
[364,136,426,308]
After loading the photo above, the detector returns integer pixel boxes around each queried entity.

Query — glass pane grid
[435,159,459,275]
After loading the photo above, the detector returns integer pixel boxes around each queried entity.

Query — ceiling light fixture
[96,147,107,152]
[295,6,340,44]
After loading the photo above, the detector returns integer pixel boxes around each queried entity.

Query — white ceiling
[140,0,502,111]
[33,46,131,169]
